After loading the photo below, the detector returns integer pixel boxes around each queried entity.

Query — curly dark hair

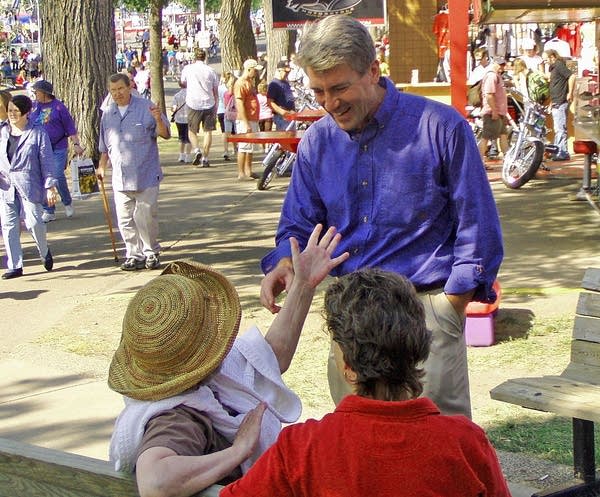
[324,268,431,400]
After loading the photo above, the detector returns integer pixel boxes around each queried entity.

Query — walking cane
[98,177,119,263]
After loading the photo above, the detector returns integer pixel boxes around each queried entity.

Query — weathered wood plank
[563,362,600,386]
[570,339,600,368]
[576,292,600,321]
[0,438,222,497]
[490,376,600,423]
[0,439,138,497]
[581,268,600,293]
[573,315,600,343]
[0,473,125,497]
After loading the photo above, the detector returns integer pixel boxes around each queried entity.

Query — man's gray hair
[109,72,130,86]
[297,15,376,75]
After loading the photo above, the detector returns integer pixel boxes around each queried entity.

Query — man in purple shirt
[260,15,503,418]
[97,73,170,271]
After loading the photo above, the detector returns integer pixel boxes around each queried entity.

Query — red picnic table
[227,130,305,153]
[285,108,326,122]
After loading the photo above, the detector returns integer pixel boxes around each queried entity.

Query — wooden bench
[490,267,600,497]
[0,437,222,497]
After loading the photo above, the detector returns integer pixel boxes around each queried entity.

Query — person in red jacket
[221,268,511,497]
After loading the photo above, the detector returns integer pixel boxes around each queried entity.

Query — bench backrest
[0,437,221,497]
[562,267,600,385]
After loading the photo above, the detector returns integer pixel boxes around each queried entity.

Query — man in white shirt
[467,47,490,86]
[543,37,571,59]
[134,64,151,99]
[520,38,543,72]
[180,48,219,167]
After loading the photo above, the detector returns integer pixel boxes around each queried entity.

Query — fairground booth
[388,0,599,128]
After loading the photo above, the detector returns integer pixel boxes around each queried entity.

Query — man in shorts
[478,56,509,162]
[180,48,219,168]
[234,59,262,180]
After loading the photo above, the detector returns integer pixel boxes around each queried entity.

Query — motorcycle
[257,84,321,191]
[501,88,558,189]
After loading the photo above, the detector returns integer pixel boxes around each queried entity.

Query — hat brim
[108,261,241,401]
[33,85,53,96]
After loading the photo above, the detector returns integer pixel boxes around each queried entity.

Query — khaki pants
[114,186,161,260]
[327,289,471,418]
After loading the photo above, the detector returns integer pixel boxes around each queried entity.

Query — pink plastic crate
[465,314,495,347]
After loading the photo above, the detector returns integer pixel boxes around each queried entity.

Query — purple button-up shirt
[99,95,167,192]
[261,78,503,302]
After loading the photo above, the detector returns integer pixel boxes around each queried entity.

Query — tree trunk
[262,0,296,82]
[39,0,115,162]
[149,0,166,115]
[220,0,256,75]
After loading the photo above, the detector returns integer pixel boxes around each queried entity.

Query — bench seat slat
[0,450,138,497]
[0,437,222,497]
[490,376,600,423]
[0,473,124,497]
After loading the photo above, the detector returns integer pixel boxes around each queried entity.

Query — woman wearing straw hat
[108,224,348,497]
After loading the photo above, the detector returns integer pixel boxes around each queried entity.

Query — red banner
[449,0,469,116]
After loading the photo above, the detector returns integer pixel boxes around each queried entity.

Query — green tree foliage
[120,0,225,13]
[118,0,167,114]
[120,0,157,11]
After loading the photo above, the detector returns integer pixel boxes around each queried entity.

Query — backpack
[467,79,482,107]
[526,71,550,104]
[224,93,237,121]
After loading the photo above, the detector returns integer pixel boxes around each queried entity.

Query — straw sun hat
[108,261,241,401]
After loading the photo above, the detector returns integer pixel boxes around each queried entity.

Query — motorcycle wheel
[501,139,544,189]
[257,153,285,190]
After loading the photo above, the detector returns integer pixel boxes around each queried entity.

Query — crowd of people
[467,29,580,163]
[161,42,302,181]
[0,46,41,86]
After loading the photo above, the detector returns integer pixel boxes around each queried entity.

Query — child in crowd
[257,81,273,132]
[257,81,273,152]
[222,76,237,161]
[218,72,235,161]
[171,81,191,163]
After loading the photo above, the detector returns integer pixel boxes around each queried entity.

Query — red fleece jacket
[221,396,511,497]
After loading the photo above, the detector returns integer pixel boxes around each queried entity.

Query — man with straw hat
[108,224,348,497]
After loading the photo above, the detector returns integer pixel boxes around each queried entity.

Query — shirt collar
[335,395,441,420]
[348,77,395,141]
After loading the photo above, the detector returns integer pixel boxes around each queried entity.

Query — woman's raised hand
[290,224,349,289]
